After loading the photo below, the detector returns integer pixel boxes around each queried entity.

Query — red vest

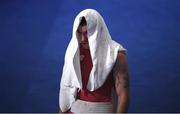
[78,42,114,102]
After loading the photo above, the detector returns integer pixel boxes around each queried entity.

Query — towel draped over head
[59,9,126,112]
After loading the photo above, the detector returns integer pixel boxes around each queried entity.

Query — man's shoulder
[117,51,126,59]
[114,51,128,68]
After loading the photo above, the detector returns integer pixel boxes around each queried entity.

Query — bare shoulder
[113,51,128,73]
[117,51,127,64]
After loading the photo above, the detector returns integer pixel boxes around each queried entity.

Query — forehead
[77,25,87,32]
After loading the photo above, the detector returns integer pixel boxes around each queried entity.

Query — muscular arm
[113,52,129,113]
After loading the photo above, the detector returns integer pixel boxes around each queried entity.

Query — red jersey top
[78,42,114,102]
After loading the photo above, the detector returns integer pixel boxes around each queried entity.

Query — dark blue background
[0,0,180,113]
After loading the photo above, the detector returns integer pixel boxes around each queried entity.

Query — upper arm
[113,51,129,96]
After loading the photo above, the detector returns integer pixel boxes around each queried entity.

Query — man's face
[77,25,88,43]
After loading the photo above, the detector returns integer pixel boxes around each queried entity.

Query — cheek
[77,32,81,37]
[84,32,88,38]
[77,33,80,38]
[76,33,80,41]
[83,35,87,39]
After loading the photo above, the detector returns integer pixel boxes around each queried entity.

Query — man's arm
[113,52,129,113]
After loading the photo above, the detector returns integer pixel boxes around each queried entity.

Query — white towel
[59,9,126,112]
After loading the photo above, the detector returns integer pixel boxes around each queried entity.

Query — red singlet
[78,42,114,102]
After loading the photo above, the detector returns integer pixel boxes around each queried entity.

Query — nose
[80,32,88,42]
[81,34,85,42]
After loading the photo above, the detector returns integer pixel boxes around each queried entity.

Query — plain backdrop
[0,0,180,112]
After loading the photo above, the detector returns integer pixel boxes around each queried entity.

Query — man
[59,9,129,113]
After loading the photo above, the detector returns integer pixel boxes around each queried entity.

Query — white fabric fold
[59,9,126,112]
